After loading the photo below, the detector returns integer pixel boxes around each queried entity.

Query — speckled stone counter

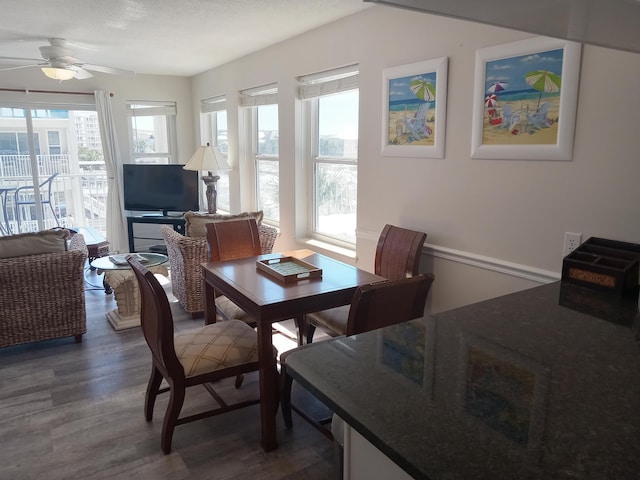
[286,282,640,479]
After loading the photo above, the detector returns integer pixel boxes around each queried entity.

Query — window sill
[304,238,356,261]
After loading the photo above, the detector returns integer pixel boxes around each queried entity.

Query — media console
[127,214,185,253]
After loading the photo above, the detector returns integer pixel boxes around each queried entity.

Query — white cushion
[216,295,254,323]
[0,229,69,258]
[306,305,350,336]
[174,319,259,377]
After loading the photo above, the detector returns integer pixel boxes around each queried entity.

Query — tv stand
[127,214,186,252]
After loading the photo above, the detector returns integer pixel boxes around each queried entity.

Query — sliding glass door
[0,104,107,236]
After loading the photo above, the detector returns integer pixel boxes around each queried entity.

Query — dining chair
[14,173,60,232]
[205,218,262,326]
[280,273,435,437]
[127,255,274,454]
[303,224,427,344]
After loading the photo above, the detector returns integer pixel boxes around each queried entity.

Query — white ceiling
[0,0,370,77]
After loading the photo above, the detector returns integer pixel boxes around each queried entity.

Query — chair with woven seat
[281,273,435,436]
[303,224,427,344]
[205,218,263,326]
[14,173,60,232]
[127,255,275,454]
[161,211,277,317]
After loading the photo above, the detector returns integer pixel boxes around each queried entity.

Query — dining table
[201,248,384,452]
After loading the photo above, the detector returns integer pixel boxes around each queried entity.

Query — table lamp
[183,143,231,214]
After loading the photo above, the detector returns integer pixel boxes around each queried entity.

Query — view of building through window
[0,106,107,236]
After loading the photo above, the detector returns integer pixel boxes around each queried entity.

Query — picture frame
[457,333,550,452]
[376,319,436,398]
[471,36,582,161]
[382,57,448,158]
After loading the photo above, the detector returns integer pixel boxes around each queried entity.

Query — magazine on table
[108,253,147,265]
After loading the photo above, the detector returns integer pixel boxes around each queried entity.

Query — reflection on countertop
[286,281,640,480]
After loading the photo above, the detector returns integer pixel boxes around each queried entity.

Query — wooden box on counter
[562,237,640,295]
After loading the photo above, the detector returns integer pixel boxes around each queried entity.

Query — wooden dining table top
[201,249,384,323]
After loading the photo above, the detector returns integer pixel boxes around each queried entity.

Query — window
[0,102,107,235]
[240,84,279,223]
[0,132,40,155]
[126,101,177,164]
[300,65,359,245]
[201,95,229,211]
[47,131,61,155]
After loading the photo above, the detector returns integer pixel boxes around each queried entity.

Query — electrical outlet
[564,232,582,256]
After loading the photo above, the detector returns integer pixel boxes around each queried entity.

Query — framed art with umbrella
[471,36,582,161]
[382,56,448,158]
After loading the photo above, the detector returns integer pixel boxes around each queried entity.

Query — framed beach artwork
[382,57,448,158]
[376,319,436,398]
[457,333,549,452]
[471,36,582,160]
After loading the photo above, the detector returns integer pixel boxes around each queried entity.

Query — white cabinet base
[343,423,413,480]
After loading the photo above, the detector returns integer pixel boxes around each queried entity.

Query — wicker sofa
[161,211,278,315]
[0,229,88,347]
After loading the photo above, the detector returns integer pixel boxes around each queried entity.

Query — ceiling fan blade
[0,56,43,65]
[69,66,93,79]
[81,63,135,76]
[0,64,40,72]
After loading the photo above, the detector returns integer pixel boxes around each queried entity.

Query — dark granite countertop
[286,282,640,480]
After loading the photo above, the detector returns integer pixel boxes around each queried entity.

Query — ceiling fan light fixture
[41,66,75,81]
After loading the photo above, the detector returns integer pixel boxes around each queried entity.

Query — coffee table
[93,253,168,330]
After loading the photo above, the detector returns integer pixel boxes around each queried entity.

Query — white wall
[191,5,640,313]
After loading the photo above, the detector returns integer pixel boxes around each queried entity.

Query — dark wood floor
[0,268,336,480]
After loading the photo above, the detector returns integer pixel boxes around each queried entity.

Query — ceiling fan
[0,38,135,81]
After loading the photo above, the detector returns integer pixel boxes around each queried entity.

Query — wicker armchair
[0,230,88,347]
[161,222,278,315]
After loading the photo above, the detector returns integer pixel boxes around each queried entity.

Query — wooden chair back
[205,218,262,262]
[345,273,434,336]
[127,256,182,379]
[374,224,427,279]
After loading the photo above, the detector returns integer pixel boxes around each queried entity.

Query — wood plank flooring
[0,269,336,480]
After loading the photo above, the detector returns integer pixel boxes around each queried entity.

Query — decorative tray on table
[256,256,322,283]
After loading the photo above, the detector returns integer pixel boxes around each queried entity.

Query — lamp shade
[183,144,231,173]
[41,67,76,81]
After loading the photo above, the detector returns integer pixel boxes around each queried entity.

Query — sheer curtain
[95,90,128,253]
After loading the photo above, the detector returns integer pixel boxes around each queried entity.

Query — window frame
[240,84,280,225]
[201,96,230,212]
[126,101,177,165]
[299,66,359,247]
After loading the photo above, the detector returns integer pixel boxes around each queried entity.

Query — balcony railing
[0,155,108,237]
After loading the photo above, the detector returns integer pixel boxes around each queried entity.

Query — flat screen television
[123,164,199,216]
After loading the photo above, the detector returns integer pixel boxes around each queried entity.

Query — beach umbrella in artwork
[524,70,561,109]
[409,79,436,102]
[486,81,508,94]
[484,94,498,107]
